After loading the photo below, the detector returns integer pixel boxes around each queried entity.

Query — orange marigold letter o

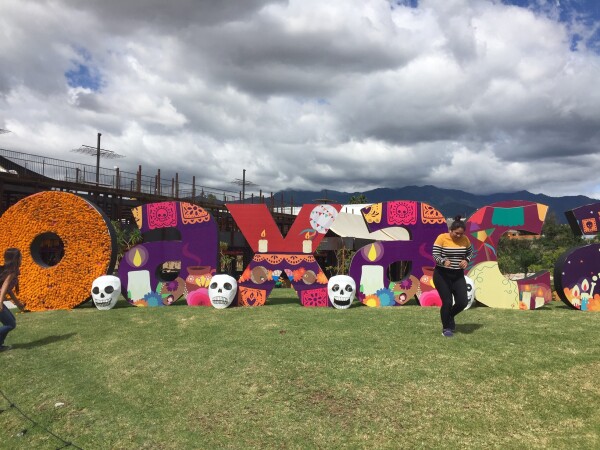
[0,192,117,310]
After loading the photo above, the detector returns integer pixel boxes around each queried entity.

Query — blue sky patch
[391,0,418,10]
[65,63,101,90]
[65,47,102,91]
[502,0,600,52]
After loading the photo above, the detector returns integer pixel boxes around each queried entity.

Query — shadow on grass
[455,323,483,334]
[545,303,575,310]
[523,302,575,311]
[12,332,77,350]
[267,296,303,306]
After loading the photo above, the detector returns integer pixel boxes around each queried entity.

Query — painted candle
[258,229,268,253]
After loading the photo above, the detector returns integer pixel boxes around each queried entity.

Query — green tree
[219,241,234,274]
[539,212,582,249]
[325,243,355,276]
[497,237,540,274]
[111,220,142,261]
[348,194,368,204]
[497,213,584,275]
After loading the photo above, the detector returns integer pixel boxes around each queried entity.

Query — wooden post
[137,165,142,192]
[157,169,161,195]
[192,176,196,201]
[115,168,120,190]
[76,168,80,183]
[95,132,101,186]
[175,173,179,198]
[0,181,4,216]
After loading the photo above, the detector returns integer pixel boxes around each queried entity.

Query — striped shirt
[432,233,473,269]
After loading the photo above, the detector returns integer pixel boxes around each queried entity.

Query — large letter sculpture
[554,202,600,311]
[466,201,551,309]
[348,201,447,306]
[0,191,117,310]
[226,204,341,307]
[118,201,218,306]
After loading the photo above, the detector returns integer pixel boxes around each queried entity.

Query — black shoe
[442,329,454,338]
[0,345,12,352]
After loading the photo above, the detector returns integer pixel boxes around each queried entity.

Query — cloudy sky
[1,0,600,198]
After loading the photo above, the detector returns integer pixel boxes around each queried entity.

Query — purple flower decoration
[165,280,179,292]
[399,278,413,290]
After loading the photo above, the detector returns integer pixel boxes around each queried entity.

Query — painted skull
[208,274,237,309]
[464,275,476,310]
[91,275,121,310]
[327,275,356,309]
[157,207,168,221]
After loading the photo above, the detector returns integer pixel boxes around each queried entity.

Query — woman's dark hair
[450,215,466,231]
[0,248,22,283]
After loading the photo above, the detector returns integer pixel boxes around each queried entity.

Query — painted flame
[304,232,311,240]
[582,278,589,292]
[367,244,377,262]
[133,249,142,267]
[261,229,266,238]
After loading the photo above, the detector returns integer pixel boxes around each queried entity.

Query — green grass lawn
[1,290,599,449]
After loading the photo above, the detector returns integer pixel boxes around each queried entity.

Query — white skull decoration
[91,275,121,310]
[464,275,476,310]
[208,274,237,309]
[453,275,476,310]
[327,275,356,309]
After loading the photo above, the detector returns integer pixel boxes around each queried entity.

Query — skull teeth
[333,296,351,306]
[211,296,229,305]
[94,298,113,306]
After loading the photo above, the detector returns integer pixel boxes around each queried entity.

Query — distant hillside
[274,185,598,223]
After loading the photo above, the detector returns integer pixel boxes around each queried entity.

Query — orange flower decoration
[0,192,116,311]
[518,301,528,310]
[316,271,328,285]
[292,268,306,282]
[239,267,252,283]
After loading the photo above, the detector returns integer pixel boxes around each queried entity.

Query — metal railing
[0,148,241,202]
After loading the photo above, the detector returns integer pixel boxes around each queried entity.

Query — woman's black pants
[433,266,468,329]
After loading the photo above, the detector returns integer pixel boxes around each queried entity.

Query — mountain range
[274,185,598,224]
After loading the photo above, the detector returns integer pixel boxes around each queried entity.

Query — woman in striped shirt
[432,216,473,338]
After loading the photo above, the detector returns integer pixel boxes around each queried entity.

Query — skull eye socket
[105,286,114,294]
[224,283,233,290]
[466,285,472,292]
[332,284,340,292]
[210,282,218,289]
[344,285,353,293]
[92,287,100,295]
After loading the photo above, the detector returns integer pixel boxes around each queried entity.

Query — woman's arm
[0,274,14,308]
[432,234,448,266]
[7,290,25,311]
[464,242,474,262]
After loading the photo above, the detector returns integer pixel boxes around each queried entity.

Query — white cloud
[1,0,600,198]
